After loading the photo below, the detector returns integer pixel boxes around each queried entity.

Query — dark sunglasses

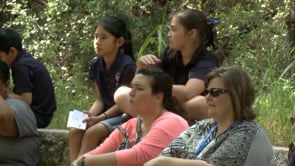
[204,88,228,97]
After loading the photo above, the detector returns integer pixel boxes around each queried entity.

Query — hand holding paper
[67,109,88,130]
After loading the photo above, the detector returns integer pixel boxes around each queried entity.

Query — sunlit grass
[45,1,295,148]
[255,79,295,146]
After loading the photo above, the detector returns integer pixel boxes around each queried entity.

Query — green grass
[47,70,95,129]
[255,78,295,146]
[45,0,295,148]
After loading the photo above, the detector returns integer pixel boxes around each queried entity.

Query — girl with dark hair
[72,66,189,166]
[69,16,136,163]
[117,9,219,122]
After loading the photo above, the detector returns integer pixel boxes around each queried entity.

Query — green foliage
[2,0,295,146]
[255,77,295,145]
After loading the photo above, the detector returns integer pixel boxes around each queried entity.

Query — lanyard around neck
[194,121,238,158]
[194,125,217,158]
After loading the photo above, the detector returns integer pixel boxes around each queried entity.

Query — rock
[38,129,70,166]
[37,129,289,165]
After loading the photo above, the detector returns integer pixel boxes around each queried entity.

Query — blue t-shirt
[88,52,136,112]
[159,47,218,84]
[12,49,57,116]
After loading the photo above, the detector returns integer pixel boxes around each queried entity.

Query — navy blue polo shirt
[89,52,136,112]
[159,47,218,84]
[12,49,57,116]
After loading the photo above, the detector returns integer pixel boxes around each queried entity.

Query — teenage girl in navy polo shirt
[116,9,218,123]
[69,16,136,163]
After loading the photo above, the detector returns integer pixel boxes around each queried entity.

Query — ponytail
[123,30,134,61]
[174,9,219,50]
[206,18,219,49]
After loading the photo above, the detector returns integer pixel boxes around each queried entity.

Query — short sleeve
[12,65,33,93]
[7,99,38,137]
[189,53,217,80]
[243,128,276,166]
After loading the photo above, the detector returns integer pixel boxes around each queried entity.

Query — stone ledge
[273,146,289,165]
[38,129,70,166]
[38,129,289,166]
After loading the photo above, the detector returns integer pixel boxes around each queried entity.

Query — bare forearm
[0,96,10,119]
[173,85,198,102]
[172,79,205,102]
[88,100,104,115]
[104,105,121,118]
[74,153,117,166]
[0,96,18,137]
[9,92,32,105]
[92,105,121,122]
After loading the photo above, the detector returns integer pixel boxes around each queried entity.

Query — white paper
[66,109,88,130]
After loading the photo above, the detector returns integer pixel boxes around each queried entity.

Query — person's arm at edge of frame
[0,95,18,137]
[9,92,32,106]
[73,152,117,166]
[172,78,205,102]
[144,156,215,166]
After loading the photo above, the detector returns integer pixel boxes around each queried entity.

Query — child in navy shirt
[0,28,57,128]
[68,16,136,163]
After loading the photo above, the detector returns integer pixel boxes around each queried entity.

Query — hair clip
[207,18,219,26]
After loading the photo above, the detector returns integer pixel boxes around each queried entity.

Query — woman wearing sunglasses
[144,66,276,166]
[72,66,189,166]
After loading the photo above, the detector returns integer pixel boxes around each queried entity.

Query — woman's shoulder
[236,120,260,130]
[156,112,189,126]
[159,111,186,120]
[122,117,138,128]
[230,120,269,140]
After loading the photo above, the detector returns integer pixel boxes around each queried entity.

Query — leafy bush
[1,0,295,146]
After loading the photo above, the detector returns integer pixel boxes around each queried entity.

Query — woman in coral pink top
[72,66,189,166]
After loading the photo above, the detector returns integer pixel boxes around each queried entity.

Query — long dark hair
[96,16,134,60]
[137,66,188,121]
[174,9,217,49]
